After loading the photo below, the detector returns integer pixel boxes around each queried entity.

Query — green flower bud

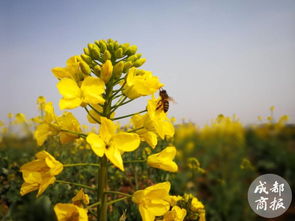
[80,54,93,65]
[103,50,112,61]
[88,43,101,60]
[114,48,123,59]
[98,40,107,52]
[113,41,119,50]
[113,61,124,77]
[127,54,137,62]
[83,47,91,56]
[107,42,114,52]
[79,61,91,75]
[121,43,130,53]
[135,53,142,59]
[123,61,132,72]
[93,65,101,77]
[126,45,137,55]
[133,58,146,67]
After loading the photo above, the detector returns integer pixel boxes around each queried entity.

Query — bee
[156,88,174,113]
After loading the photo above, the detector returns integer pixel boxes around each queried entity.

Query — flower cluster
[18,39,205,221]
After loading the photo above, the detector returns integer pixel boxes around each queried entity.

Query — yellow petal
[44,102,56,123]
[145,182,171,194]
[20,182,39,196]
[54,203,88,221]
[20,159,45,172]
[100,117,117,144]
[139,204,155,221]
[81,76,105,104]
[141,131,158,149]
[34,123,53,146]
[21,171,42,183]
[52,67,72,79]
[147,199,170,216]
[59,97,82,110]
[147,146,178,172]
[101,60,113,83]
[105,145,124,171]
[37,176,55,197]
[111,132,140,152]
[86,133,106,157]
[57,78,81,99]
[132,190,145,204]
[72,189,90,205]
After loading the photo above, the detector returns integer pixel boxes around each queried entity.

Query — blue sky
[1,0,295,126]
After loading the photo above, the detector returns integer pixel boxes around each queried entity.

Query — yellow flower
[123,68,164,99]
[54,203,88,221]
[72,189,90,206]
[34,124,56,146]
[57,76,105,110]
[86,117,140,171]
[191,197,205,212]
[147,146,178,172]
[132,182,171,221]
[20,151,63,197]
[34,102,58,146]
[37,96,46,111]
[169,195,183,207]
[131,114,158,148]
[144,97,174,139]
[34,102,81,146]
[52,55,89,82]
[13,113,27,124]
[163,206,187,221]
[101,60,113,83]
[7,113,14,119]
[57,112,81,144]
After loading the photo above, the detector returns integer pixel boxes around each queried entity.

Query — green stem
[89,104,103,115]
[87,196,131,209]
[124,159,146,164]
[87,201,101,209]
[59,129,87,138]
[110,96,127,112]
[97,156,108,221]
[107,196,131,205]
[56,180,96,191]
[111,109,147,121]
[63,163,100,167]
[84,107,101,124]
[128,127,144,133]
[104,191,132,197]
[111,81,126,98]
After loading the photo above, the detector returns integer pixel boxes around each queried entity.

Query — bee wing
[168,97,176,104]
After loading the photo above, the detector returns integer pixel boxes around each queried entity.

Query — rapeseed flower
[57,112,81,144]
[52,55,89,82]
[147,146,178,172]
[123,68,164,99]
[20,151,63,197]
[131,114,158,148]
[72,189,90,206]
[57,76,105,110]
[132,182,171,221]
[144,97,174,139]
[163,206,187,221]
[86,117,140,171]
[54,203,88,221]
[34,101,81,146]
